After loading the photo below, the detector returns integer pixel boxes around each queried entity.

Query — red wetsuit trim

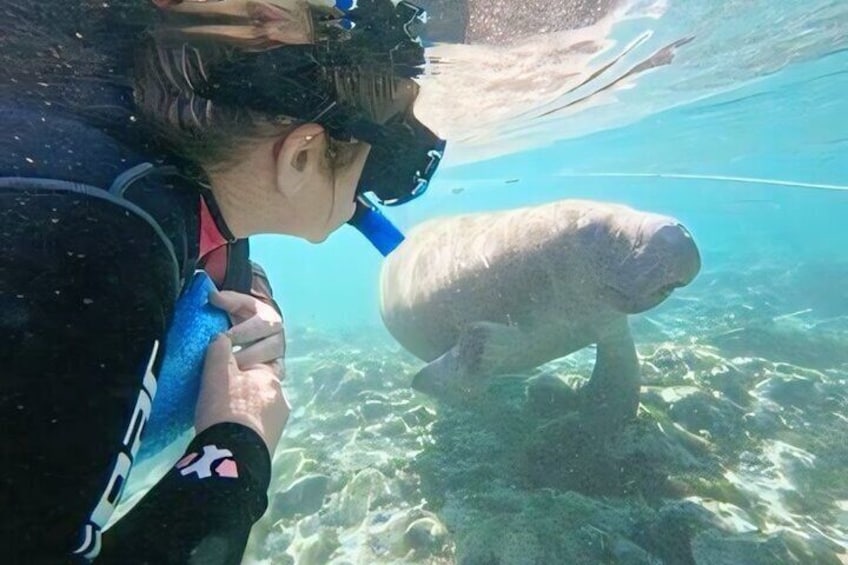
[199,197,228,258]
[199,197,229,285]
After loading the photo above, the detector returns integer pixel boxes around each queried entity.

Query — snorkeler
[0,0,443,562]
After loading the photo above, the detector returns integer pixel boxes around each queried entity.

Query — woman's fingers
[209,290,257,319]
[196,334,290,454]
[233,332,286,372]
[227,311,283,346]
[208,290,285,371]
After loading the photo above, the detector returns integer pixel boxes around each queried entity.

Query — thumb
[196,334,238,432]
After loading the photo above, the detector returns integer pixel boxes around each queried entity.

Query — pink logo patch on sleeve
[176,445,237,480]
[215,458,239,478]
[176,452,199,469]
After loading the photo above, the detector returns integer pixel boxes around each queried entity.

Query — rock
[296,529,340,565]
[656,386,703,404]
[309,362,348,402]
[357,391,391,403]
[319,409,362,432]
[376,414,412,437]
[271,449,307,490]
[271,474,330,519]
[634,500,723,564]
[608,419,703,470]
[332,507,449,561]
[665,389,744,440]
[403,516,448,556]
[332,368,369,402]
[360,399,392,420]
[330,468,392,527]
[260,524,295,560]
[702,362,753,406]
[755,374,820,408]
[643,346,691,384]
[401,404,437,428]
[297,513,322,538]
[268,552,294,565]
[609,537,661,565]
[686,498,758,534]
[524,373,580,417]
[691,529,844,565]
[742,409,784,436]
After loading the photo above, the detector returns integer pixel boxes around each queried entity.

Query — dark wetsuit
[0,102,276,564]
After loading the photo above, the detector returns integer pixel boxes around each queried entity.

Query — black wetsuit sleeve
[98,423,271,565]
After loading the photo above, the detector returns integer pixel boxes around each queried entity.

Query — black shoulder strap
[221,239,253,294]
[105,163,201,291]
[0,175,181,298]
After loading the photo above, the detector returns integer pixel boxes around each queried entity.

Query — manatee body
[379,199,701,421]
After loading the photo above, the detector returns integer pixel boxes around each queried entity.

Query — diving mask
[190,0,446,208]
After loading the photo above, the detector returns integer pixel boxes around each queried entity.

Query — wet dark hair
[1,0,428,175]
[0,0,155,131]
[132,0,429,172]
[132,38,292,172]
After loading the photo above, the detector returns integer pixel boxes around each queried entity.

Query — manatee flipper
[411,321,527,401]
[578,318,640,427]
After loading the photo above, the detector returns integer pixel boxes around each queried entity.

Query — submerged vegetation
[242,259,848,564]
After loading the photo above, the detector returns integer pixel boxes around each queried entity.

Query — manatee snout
[652,221,701,283]
[609,219,701,313]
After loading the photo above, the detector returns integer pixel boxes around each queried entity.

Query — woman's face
[288,130,372,243]
[205,123,373,242]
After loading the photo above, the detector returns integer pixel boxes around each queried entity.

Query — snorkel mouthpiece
[348,194,405,256]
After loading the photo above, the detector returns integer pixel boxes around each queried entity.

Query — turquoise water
[253,48,848,331]
[235,6,848,561]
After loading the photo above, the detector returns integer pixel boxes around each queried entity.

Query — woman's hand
[209,290,286,380]
[195,290,289,454]
[195,334,290,454]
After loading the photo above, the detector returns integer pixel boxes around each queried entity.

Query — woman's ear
[274,123,326,197]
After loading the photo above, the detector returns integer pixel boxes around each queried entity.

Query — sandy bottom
[122,258,848,564]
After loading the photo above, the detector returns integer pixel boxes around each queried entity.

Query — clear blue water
[252,48,847,331]
[6,0,846,561]
[126,1,848,561]
[242,3,848,561]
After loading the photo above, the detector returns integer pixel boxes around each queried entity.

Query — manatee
[378,199,701,422]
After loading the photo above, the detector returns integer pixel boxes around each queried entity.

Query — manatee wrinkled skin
[379,199,701,423]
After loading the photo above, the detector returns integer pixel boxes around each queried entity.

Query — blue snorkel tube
[346,136,446,255]
[348,194,406,256]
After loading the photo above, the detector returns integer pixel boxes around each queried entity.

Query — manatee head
[578,208,701,314]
